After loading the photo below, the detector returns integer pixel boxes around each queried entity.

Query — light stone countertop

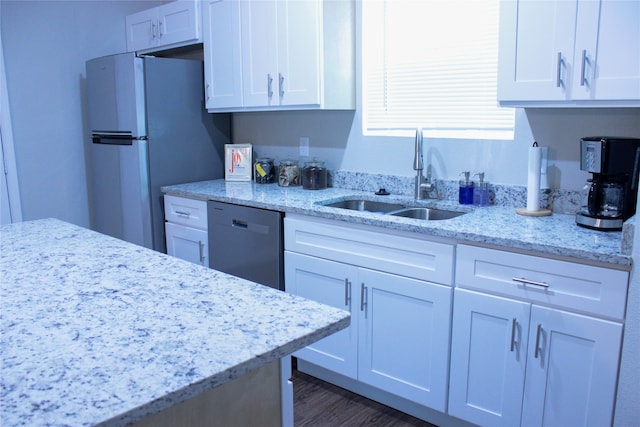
[0,219,350,426]
[163,179,631,268]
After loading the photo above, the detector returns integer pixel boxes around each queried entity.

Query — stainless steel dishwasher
[207,201,284,290]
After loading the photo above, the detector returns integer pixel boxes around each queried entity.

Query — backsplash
[331,171,582,214]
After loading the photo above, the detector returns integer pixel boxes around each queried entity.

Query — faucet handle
[413,128,424,171]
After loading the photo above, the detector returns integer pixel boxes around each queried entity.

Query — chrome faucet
[413,128,435,200]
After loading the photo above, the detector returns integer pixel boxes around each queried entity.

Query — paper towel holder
[517,141,552,217]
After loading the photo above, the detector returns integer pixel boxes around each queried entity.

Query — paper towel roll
[527,144,542,211]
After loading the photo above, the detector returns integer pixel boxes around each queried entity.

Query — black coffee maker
[576,137,640,231]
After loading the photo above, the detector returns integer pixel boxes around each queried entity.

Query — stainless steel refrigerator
[86,52,229,252]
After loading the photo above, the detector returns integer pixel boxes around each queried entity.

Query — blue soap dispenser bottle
[458,171,474,205]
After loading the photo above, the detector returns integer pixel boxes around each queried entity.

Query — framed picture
[225,144,252,181]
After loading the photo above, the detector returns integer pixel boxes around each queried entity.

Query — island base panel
[133,360,282,427]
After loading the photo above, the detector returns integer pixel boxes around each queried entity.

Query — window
[362,0,514,140]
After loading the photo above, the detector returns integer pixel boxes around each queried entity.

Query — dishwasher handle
[232,219,248,229]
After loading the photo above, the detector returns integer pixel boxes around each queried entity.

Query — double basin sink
[320,198,466,221]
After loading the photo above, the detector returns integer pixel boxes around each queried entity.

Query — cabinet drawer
[456,244,628,320]
[284,215,454,285]
[164,195,208,230]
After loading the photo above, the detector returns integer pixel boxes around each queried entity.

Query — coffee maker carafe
[576,137,640,231]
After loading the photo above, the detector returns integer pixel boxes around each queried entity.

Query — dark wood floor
[293,370,438,427]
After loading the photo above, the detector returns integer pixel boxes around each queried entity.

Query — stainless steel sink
[322,199,406,213]
[321,198,466,220]
[388,207,465,220]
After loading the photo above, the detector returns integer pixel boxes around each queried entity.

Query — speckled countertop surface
[163,179,631,268]
[0,219,350,426]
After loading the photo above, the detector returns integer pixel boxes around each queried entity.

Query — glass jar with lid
[254,157,275,184]
[302,160,328,190]
[278,159,300,187]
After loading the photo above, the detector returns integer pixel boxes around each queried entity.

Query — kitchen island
[0,219,350,426]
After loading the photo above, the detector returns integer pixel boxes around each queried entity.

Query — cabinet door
[203,0,243,110]
[448,289,530,427]
[241,0,279,107]
[156,0,200,48]
[126,8,158,52]
[521,305,623,427]
[284,252,358,379]
[572,0,640,101]
[358,269,452,412]
[276,0,321,107]
[498,0,577,101]
[165,222,208,267]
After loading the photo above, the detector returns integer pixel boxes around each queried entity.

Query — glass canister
[302,160,328,190]
[278,159,300,187]
[254,157,275,184]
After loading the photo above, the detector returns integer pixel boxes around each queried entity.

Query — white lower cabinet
[284,214,454,412]
[164,195,208,267]
[285,253,358,378]
[448,289,530,427]
[165,222,208,267]
[449,244,628,427]
[357,268,451,410]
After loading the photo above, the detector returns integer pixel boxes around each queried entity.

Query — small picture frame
[225,144,252,181]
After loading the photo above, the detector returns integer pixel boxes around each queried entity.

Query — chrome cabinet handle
[158,21,164,38]
[206,83,210,102]
[580,49,588,87]
[279,73,285,98]
[175,210,191,218]
[199,241,205,264]
[152,23,157,40]
[360,283,367,312]
[512,277,549,288]
[556,52,564,88]
[534,324,543,359]
[510,318,518,352]
[344,278,351,306]
[267,74,274,99]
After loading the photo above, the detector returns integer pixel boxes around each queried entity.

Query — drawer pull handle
[344,278,351,307]
[512,277,549,288]
[175,210,191,217]
[534,324,543,359]
[510,318,518,352]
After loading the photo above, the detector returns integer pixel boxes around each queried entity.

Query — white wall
[1,0,160,227]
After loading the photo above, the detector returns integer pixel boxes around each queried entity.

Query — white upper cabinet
[241,0,321,108]
[498,0,640,106]
[203,0,355,112]
[203,0,243,110]
[126,1,201,53]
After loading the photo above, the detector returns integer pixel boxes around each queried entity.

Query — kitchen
[1,0,640,426]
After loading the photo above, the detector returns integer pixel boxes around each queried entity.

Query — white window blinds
[362,0,514,139]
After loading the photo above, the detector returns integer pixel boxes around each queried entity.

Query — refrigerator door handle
[91,133,148,145]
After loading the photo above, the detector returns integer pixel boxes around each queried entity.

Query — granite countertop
[0,219,350,426]
[163,179,631,268]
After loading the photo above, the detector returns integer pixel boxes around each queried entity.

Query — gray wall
[1,0,160,227]
[233,108,640,191]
